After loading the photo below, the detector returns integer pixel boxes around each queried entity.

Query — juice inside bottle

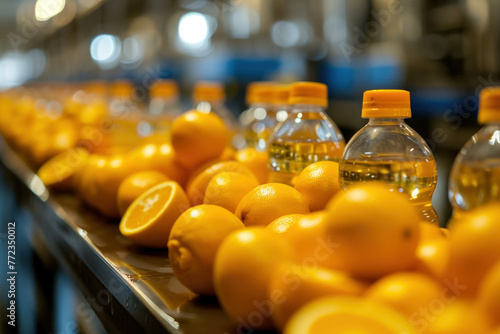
[339,90,439,224]
[341,156,438,223]
[268,82,345,185]
[449,87,500,220]
[239,81,275,150]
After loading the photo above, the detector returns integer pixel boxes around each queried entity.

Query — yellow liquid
[340,158,439,224]
[268,141,345,185]
[449,160,500,219]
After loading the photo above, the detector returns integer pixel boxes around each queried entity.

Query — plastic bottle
[268,82,345,185]
[142,79,182,139]
[192,81,237,129]
[107,80,141,154]
[239,81,275,150]
[449,87,500,220]
[339,89,439,224]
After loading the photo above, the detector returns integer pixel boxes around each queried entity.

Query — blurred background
[1,1,500,333]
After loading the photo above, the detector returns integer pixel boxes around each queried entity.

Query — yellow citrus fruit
[268,262,367,330]
[117,170,169,216]
[119,181,190,248]
[414,237,449,280]
[266,214,305,235]
[294,161,341,211]
[424,300,492,334]
[167,205,244,295]
[420,221,448,241]
[476,261,500,328]
[73,154,107,205]
[235,183,310,227]
[171,110,229,168]
[440,227,450,237]
[445,203,500,296]
[203,172,259,213]
[126,143,191,187]
[325,183,420,279]
[235,147,269,184]
[280,211,333,264]
[283,296,418,334]
[213,227,295,330]
[220,146,236,161]
[187,160,256,206]
[365,272,442,318]
[37,147,89,191]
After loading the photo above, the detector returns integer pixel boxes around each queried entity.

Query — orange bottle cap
[193,81,225,103]
[478,87,500,124]
[271,84,291,106]
[245,81,274,105]
[111,80,134,97]
[361,89,411,118]
[150,79,179,99]
[289,82,328,107]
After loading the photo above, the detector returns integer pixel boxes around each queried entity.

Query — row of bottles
[3,78,498,226]
[241,83,500,226]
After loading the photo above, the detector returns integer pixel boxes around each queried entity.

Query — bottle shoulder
[270,111,344,143]
[453,125,500,163]
[343,122,434,160]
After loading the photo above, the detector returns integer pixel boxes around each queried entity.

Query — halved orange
[284,296,417,334]
[37,147,90,191]
[119,181,190,248]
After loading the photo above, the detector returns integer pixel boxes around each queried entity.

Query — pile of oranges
[6,98,500,334]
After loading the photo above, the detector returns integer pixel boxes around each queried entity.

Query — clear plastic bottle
[239,81,275,150]
[107,79,142,154]
[449,87,500,220]
[141,79,182,139]
[268,82,345,185]
[339,89,439,224]
[192,81,237,128]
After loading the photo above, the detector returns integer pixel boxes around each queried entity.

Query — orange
[280,211,334,265]
[213,227,295,330]
[445,203,500,296]
[424,300,492,334]
[268,262,367,330]
[88,155,144,218]
[235,183,310,227]
[203,172,259,213]
[37,147,89,191]
[119,181,190,248]
[220,146,236,161]
[73,154,107,205]
[266,214,305,235]
[168,205,244,295]
[117,170,169,216]
[325,183,420,279]
[187,160,256,206]
[476,261,500,327]
[171,110,229,168]
[420,221,448,241]
[294,161,341,211]
[414,237,449,280]
[283,296,418,334]
[235,147,269,184]
[365,272,442,317]
[126,143,191,187]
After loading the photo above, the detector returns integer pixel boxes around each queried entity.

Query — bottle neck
[368,118,406,125]
[290,104,325,113]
